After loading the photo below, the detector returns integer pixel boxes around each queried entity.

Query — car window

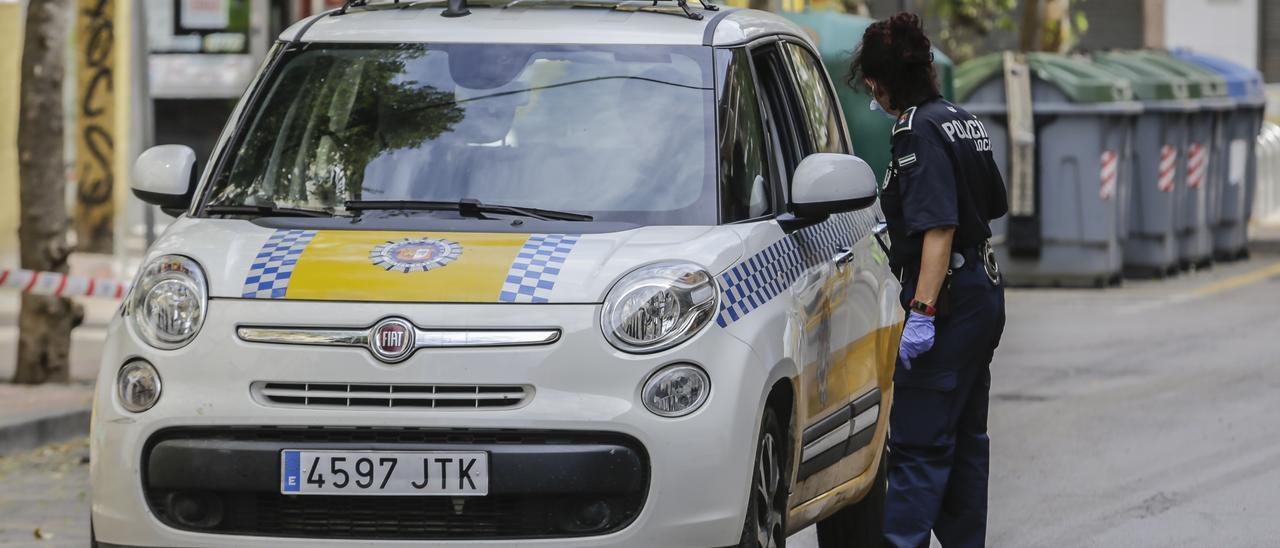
[781,42,847,155]
[751,45,806,181]
[718,49,772,222]
[204,43,717,225]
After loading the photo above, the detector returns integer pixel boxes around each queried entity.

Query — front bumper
[142,427,648,539]
[92,299,769,547]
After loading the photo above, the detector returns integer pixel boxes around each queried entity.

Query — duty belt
[896,240,1002,286]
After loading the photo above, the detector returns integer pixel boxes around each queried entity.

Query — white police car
[92,1,903,546]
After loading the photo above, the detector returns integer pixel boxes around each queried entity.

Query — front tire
[815,442,887,547]
[737,407,788,548]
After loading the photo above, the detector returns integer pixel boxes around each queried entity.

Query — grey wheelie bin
[1130,51,1233,268]
[1172,49,1267,260]
[957,52,1141,286]
[1091,51,1196,277]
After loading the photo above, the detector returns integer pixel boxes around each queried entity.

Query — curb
[1248,238,1280,255]
[0,408,91,456]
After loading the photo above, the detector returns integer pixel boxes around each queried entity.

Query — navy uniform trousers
[883,262,1005,548]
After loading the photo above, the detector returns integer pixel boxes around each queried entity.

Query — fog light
[557,498,613,533]
[165,491,224,529]
[117,360,161,413]
[641,363,710,417]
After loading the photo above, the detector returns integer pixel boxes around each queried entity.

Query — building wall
[1260,0,1280,81]
[0,0,24,256]
[1164,0,1258,69]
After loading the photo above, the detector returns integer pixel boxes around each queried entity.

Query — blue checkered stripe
[241,229,317,299]
[499,234,580,303]
[716,210,876,327]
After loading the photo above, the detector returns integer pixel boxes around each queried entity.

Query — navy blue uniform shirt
[881,97,1009,272]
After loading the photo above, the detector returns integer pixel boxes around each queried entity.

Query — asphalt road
[4,253,1280,547]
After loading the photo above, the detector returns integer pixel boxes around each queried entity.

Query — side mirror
[133,145,197,212]
[790,153,878,219]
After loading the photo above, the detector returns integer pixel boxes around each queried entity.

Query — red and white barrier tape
[0,268,130,299]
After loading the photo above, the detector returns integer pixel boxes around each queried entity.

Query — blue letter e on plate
[283,451,301,492]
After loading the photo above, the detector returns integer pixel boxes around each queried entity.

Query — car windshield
[202,43,717,225]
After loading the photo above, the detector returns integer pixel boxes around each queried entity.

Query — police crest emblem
[370,238,463,273]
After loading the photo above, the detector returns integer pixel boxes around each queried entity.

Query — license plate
[280,450,489,496]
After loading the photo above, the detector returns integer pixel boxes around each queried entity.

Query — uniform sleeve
[892,131,959,236]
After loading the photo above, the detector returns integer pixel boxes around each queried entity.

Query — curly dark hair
[849,12,940,112]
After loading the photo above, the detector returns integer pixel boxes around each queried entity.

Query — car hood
[146,218,745,304]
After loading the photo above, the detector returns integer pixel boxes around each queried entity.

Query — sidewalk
[1249,218,1280,254]
[0,253,125,455]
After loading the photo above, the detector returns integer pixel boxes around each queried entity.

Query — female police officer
[850,13,1008,548]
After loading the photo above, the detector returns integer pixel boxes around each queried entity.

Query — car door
[774,40,889,501]
[749,41,863,494]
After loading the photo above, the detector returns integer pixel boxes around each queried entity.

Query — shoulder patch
[897,153,918,168]
[893,106,917,135]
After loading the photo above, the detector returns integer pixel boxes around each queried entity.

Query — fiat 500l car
[92,3,903,547]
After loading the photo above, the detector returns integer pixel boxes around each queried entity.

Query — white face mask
[867,83,896,120]
[869,98,896,121]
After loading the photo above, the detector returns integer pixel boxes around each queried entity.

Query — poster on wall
[147,0,248,54]
[178,0,229,30]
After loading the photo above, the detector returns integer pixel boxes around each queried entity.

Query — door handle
[832,247,856,270]
[872,222,890,256]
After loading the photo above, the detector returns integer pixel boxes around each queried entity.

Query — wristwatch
[909,299,937,317]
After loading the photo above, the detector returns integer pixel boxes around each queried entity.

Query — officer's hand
[898,311,936,370]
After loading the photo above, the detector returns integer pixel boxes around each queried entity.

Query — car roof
[279,3,810,48]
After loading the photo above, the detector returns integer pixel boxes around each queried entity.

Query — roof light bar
[335,0,719,20]
[443,0,472,17]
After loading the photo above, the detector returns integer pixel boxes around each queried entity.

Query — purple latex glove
[898,311,936,370]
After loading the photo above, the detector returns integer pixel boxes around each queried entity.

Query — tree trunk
[1018,0,1042,52]
[15,0,80,385]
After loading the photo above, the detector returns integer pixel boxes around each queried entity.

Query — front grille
[252,382,531,410]
[142,427,649,540]
[144,491,640,540]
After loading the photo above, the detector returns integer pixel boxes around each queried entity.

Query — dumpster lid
[1126,50,1229,99]
[1090,51,1191,102]
[956,52,1134,104]
[1170,48,1266,105]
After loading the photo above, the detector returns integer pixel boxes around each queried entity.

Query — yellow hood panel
[241,229,577,303]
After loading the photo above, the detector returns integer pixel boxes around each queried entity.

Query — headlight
[642,363,711,417]
[602,261,718,353]
[127,255,208,349]
[117,360,162,413]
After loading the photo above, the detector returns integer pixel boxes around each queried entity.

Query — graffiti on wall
[75,0,115,253]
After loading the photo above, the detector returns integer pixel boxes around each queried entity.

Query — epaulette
[892,106,916,136]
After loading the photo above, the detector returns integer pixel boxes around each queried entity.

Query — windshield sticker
[242,229,317,299]
[370,238,463,273]
[499,234,580,304]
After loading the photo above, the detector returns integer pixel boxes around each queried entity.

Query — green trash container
[1090,51,1197,277]
[1128,50,1234,268]
[1172,49,1268,260]
[780,10,955,185]
[957,52,1142,286]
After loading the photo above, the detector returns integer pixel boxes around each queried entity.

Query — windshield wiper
[344,199,593,222]
[203,204,332,218]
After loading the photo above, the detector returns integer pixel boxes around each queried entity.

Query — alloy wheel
[754,431,784,548]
